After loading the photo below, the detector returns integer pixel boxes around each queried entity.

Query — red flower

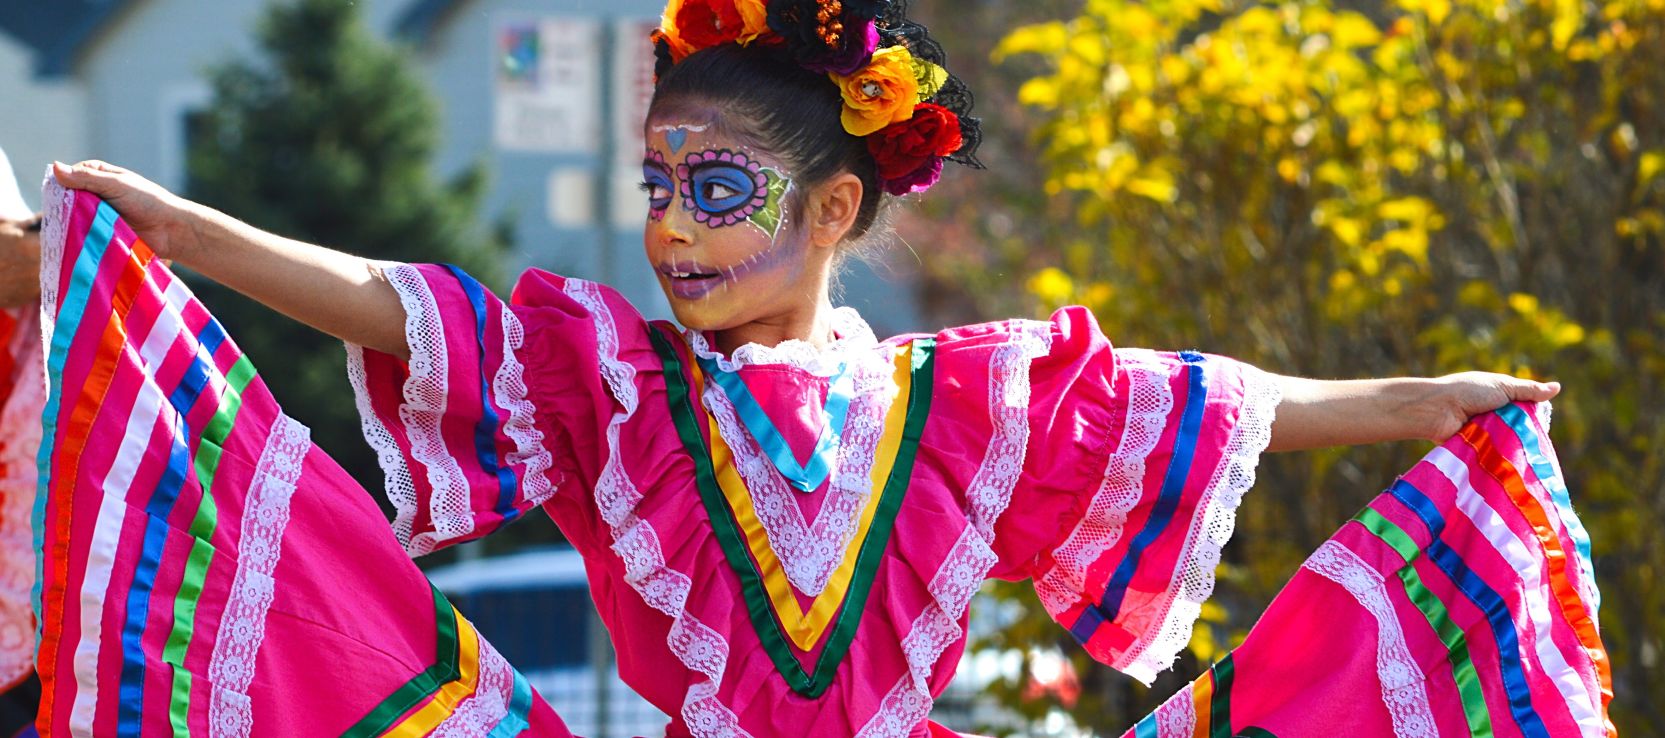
[867,103,964,194]
[676,0,747,49]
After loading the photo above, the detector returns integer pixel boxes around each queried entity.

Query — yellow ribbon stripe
[384,608,483,736]
[1191,669,1214,738]
[694,345,913,651]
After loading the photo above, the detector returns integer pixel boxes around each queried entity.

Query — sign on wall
[493,18,602,153]
[611,18,660,227]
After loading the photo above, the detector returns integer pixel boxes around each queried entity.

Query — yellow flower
[832,46,922,137]
[734,0,769,44]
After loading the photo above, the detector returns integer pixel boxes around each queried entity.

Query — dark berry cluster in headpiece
[653,0,983,195]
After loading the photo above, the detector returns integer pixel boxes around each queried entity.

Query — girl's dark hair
[649,43,887,242]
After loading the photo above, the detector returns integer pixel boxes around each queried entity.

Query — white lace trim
[700,344,896,595]
[38,177,71,344]
[0,307,42,687]
[345,343,423,551]
[384,264,475,550]
[1153,681,1197,738]
[686,306,878,377]
[1035,349,1174,616]
[348,264,560,557]
[565,279,750,738]
[490,299,560,513]
[1121,361,1281,685]
[207,414,310,738]
[430,628,515,737]
[859,321,1052,737]
[1304,541,1437,738]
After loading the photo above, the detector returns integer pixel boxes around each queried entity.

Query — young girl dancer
[47,1,1564,734]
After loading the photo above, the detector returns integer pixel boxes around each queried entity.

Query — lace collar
[684,307,879,378]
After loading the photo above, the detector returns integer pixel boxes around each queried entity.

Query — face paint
[676,149,796,236]
[747,167,792,241]
[642,117,822,332]
[656,234,807,301]
[651,123,707,154]
[642,150,674,221]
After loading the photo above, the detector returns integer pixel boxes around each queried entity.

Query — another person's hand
[1416,371,1560,441]
[0,215,41,308]
[51,160,204,263]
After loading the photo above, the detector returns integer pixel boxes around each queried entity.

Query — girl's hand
[1419,371,1561,441]
[51,161,205,263]
[1271,371,1561,451]
[0,216,41,308]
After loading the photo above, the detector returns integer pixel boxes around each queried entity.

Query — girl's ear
[806,173,864,249]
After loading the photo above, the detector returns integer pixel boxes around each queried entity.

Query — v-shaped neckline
[649,325,938,698]
[694,355,859,493]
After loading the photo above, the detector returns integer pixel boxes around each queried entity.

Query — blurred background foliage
[185,0,508,494]
[907,0,1663,732]
[172,0,1663,732]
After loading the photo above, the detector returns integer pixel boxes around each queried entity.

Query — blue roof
[393,0,462,41]
[0,0,133,77]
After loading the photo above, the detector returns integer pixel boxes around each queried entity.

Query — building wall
[72,0,408,195]
[0,33,88,212]
[412,0,923,333]
[410,0,668,311]
[12,0,922,334]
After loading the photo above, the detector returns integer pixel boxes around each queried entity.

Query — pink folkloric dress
[33,187,573,737]
[348,264,1282,737]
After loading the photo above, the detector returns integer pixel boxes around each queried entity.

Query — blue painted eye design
[676,150,770,228]
[643,152,674,220]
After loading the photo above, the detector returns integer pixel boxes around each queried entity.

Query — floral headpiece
[653,0,984,195]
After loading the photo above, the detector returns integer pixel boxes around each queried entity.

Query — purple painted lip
[658,262,726,300]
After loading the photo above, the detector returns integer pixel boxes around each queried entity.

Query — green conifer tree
[187,0,506,492]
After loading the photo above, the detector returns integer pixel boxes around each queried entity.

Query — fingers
[1503,376,1561,402]
[51,160,133,197]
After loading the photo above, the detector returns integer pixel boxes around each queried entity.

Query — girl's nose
[657,202,697,247]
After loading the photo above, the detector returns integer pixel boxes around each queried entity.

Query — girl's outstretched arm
[51,160,411,360]
[1267,372,1561,451]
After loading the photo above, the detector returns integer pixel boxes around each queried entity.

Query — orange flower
[830,46,920,137]
[654,0,696,63]
[734,0,769,44]
[659,0,768,56]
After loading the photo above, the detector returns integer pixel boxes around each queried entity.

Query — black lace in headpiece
[872,0,984,168]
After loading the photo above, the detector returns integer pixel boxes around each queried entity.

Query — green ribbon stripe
[343,586,463,736]
[649,327,935,698]
[165,351,256,737]
[1354,507,1494,738]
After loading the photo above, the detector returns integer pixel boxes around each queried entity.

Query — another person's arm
[1267,372,1560,451]
[0,215,40,309]
[50,161,410,359]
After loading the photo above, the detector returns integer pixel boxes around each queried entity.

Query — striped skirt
[1123,402,1612,737]
[32,183,573,735]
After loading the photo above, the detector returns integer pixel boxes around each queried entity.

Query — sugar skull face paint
[651,122,708,154]
[677,149,772,227]
[642,150,674,221]
[642,113,826,333]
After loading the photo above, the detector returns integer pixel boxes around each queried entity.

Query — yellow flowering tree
[915,0,1663,731]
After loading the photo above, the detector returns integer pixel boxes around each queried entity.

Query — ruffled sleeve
[347,263,627,557]
[935,306,1281,685]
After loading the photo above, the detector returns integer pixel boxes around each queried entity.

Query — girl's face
[641,114,826,332]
